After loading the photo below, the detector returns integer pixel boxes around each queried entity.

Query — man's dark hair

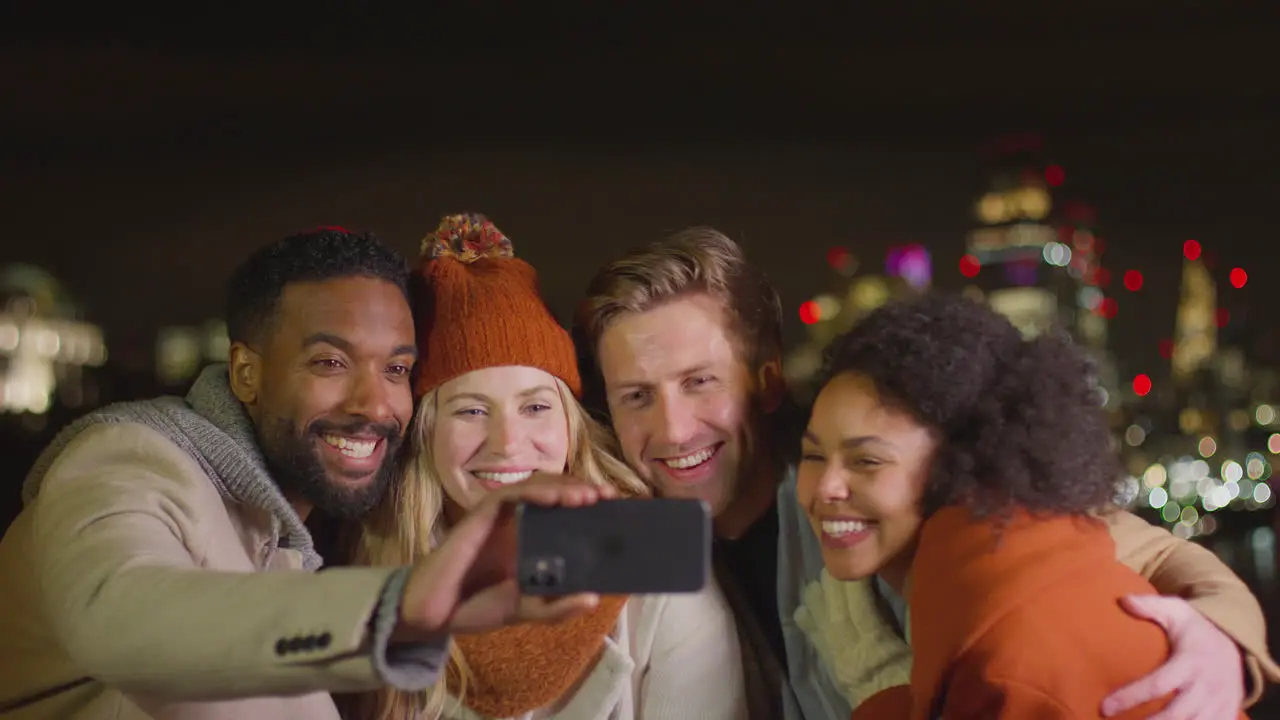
[225,227,410,346]
[820,293,1120,520]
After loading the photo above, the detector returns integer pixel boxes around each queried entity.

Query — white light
[1255,483,1272,504]
[1148,487,1169,509]
[1197,476,1217,497]
[1124,424,1146,446]
[0,322,18,352]
[1042,242,1072,267]
[1078,286,1103,310]
[33,328,60,357]
[28,389,51,414]
[1210,485,1233,509]
[1168,460,1198,499]
[1222,460,1243,483]
[1258,405,1277,425]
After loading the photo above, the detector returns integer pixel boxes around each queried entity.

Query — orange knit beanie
[411,213,581,399]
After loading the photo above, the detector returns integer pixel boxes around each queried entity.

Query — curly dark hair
[819,293,1121,519]
[225,226,409,346]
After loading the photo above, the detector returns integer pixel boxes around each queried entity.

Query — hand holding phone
[516,498,711,596]
[396,473,617,641]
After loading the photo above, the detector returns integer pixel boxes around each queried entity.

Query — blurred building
[959,135,1120,403]
[155,319,229,389]
[779,135,1280,542]
[0,264,108,431]
[783,244,931,400]
[1118,241,1277,539]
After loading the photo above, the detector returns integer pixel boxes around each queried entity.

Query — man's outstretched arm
[31,422,446,700]
[28,423,608,704]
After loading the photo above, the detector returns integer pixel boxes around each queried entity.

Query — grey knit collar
[22,364,321,570]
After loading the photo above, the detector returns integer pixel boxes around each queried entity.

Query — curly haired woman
[794,294,1247,719]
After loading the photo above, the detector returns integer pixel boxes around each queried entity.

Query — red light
[1183,240,1201,260]
[1123,270,1144,292]
[1098,297,1118,319]
[1158,338,1174,359]
[1215,308,1229,328]
[1133,374,1153,397]
[1044,165,1065,187]
[1229,267,1248,288]
[1094,268,1112,288]
[959,254,981,278]
[799,301,821,325]
[826,247,852,271]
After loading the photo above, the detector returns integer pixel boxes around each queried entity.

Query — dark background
[4,2,1280,714]
[4,3,1278,371]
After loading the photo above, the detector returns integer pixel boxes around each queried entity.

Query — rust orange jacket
[852,507,1248,719]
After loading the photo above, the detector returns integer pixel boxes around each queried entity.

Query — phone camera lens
[527,559,561,588]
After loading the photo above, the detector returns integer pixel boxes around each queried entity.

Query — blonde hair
[574,226,784,370]
[353,376,647,720]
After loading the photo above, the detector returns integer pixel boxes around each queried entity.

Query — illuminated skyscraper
[964,136,1077,338]
[962,136,1119,403]
[784,245,932,395]
[1171,246,1217,385]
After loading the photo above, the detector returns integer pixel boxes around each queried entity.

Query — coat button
[274,638,289,656]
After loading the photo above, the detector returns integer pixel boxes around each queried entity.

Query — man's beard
[259,416,402,520]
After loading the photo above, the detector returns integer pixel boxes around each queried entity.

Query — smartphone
[516,498,710,596]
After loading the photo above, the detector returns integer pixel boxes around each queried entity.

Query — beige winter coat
[0,422,444,719]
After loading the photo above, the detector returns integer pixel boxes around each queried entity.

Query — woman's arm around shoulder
[1103,508,1280,699]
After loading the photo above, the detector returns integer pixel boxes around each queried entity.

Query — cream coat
[0,422,444,720]
[443,584,749,720]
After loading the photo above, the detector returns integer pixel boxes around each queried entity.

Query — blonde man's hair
[574,226,783,373]
[352,377,647,720]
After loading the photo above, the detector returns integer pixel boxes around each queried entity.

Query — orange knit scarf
[446,596,629,718]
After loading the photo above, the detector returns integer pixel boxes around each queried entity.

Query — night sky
[3,4,1278,377]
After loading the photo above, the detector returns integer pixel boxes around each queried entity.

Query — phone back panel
[516,498,710,596]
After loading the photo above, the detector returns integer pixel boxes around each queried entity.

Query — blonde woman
[352,214,747,720]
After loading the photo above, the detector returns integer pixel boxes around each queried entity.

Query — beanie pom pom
[421,213,514,263]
